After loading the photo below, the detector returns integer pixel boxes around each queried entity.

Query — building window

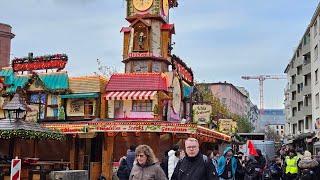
[297,65,302,75]
[314,20,318,37]
[291,75,296,84]
[305,117,309,130]
[304,33,310,45]
[316,69,318,82]
[84,100,94,117]
[132,100,152,112]
[315,45,318,60]
[292,91,296,100]
[298,101,303,111]
[297,83,303,93]
[292,124,297,134]
[298,120,304,132]
[281,126,284,129]
[316,93,320,108]
[292,107,297,116]
[51,95,58,105]
[305,95,310,106]
[53,108,58,117]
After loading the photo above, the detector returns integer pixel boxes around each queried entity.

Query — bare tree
[265,126,281,142]
[93,58,119,78]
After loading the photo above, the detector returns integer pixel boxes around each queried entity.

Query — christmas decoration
[0,129,65,140]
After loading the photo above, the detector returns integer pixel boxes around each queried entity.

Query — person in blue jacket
[217,147,237,180]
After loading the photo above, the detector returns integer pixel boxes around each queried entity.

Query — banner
[192,104,212,124]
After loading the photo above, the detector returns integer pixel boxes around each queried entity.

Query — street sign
[10,158,21,180]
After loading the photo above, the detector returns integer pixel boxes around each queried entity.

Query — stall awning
[105,91,157,100]
[60,93,99,99]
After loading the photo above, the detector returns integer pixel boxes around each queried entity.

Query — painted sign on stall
[218,119,237,135]
[43,122,198,134]
[192,104,212,125]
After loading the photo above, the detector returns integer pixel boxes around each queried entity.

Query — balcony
[303,62,311,72]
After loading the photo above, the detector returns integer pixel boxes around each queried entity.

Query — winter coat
[129,163,167,180]
[235,159,245,180]
[217,147,237,177]
[269,163,283,180]
[298,156,319,180]
[171,153,218,180]
[244,158,260,180]
[160,155,169,178]
[117,158,130,180]
[127,150,136,171]
[167,150,179,180]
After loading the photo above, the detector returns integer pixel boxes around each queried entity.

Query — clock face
[133,0,154,12]
[162,0,169,17]
[172,76,181,113]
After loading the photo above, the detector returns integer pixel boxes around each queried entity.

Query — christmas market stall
[0,92,64,179]
[42,120,231,179]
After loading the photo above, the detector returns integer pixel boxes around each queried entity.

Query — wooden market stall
[0,93,65,180]
[43,120,231,179]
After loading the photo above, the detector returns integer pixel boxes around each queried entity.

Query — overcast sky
[1,0,319,109]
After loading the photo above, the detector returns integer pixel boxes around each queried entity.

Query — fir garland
[0,129,65,141]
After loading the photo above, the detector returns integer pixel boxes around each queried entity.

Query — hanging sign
[192,104,212,125]
[218,119,237,135]
[10,158,21,180]
[12,54,68,72]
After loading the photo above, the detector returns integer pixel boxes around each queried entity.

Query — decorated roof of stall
[0,118,64,140]
[69,75,107,93]
[0,68,69,94]
[106,73,168,92]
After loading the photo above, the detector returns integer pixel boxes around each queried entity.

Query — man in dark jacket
[171,138,217,180]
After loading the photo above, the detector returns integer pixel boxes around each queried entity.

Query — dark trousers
[284,173,297,180]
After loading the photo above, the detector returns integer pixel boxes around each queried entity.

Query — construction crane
[241,75,286,113]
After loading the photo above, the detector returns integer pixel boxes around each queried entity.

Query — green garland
[0,129,65,141]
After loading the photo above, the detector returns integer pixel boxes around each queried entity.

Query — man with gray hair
[171,138,218,180]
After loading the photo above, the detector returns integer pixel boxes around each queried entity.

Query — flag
[248,140,258,156]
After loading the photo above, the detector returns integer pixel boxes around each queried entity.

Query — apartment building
[282,4,320,139]
[284,26,312,136]
[198,82,249,117]
[310,5,320,139]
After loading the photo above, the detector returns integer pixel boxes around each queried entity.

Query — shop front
[43,120,231,179]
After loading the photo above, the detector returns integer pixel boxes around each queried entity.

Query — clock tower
[121,0,178,73]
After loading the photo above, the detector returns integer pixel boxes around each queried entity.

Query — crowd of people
[115,139,320,180]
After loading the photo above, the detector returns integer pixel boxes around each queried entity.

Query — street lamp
[3,92,28,120]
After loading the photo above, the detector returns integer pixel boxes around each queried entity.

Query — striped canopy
[105,91,157,100]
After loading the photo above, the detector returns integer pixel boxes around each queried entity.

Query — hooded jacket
[217,147,237,177]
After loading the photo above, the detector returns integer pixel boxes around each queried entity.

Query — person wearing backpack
[217,147,237,180]
[171,138,218,180]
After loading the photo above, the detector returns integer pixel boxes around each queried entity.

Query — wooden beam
[69,136,77,170]
[102,133,115,179]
